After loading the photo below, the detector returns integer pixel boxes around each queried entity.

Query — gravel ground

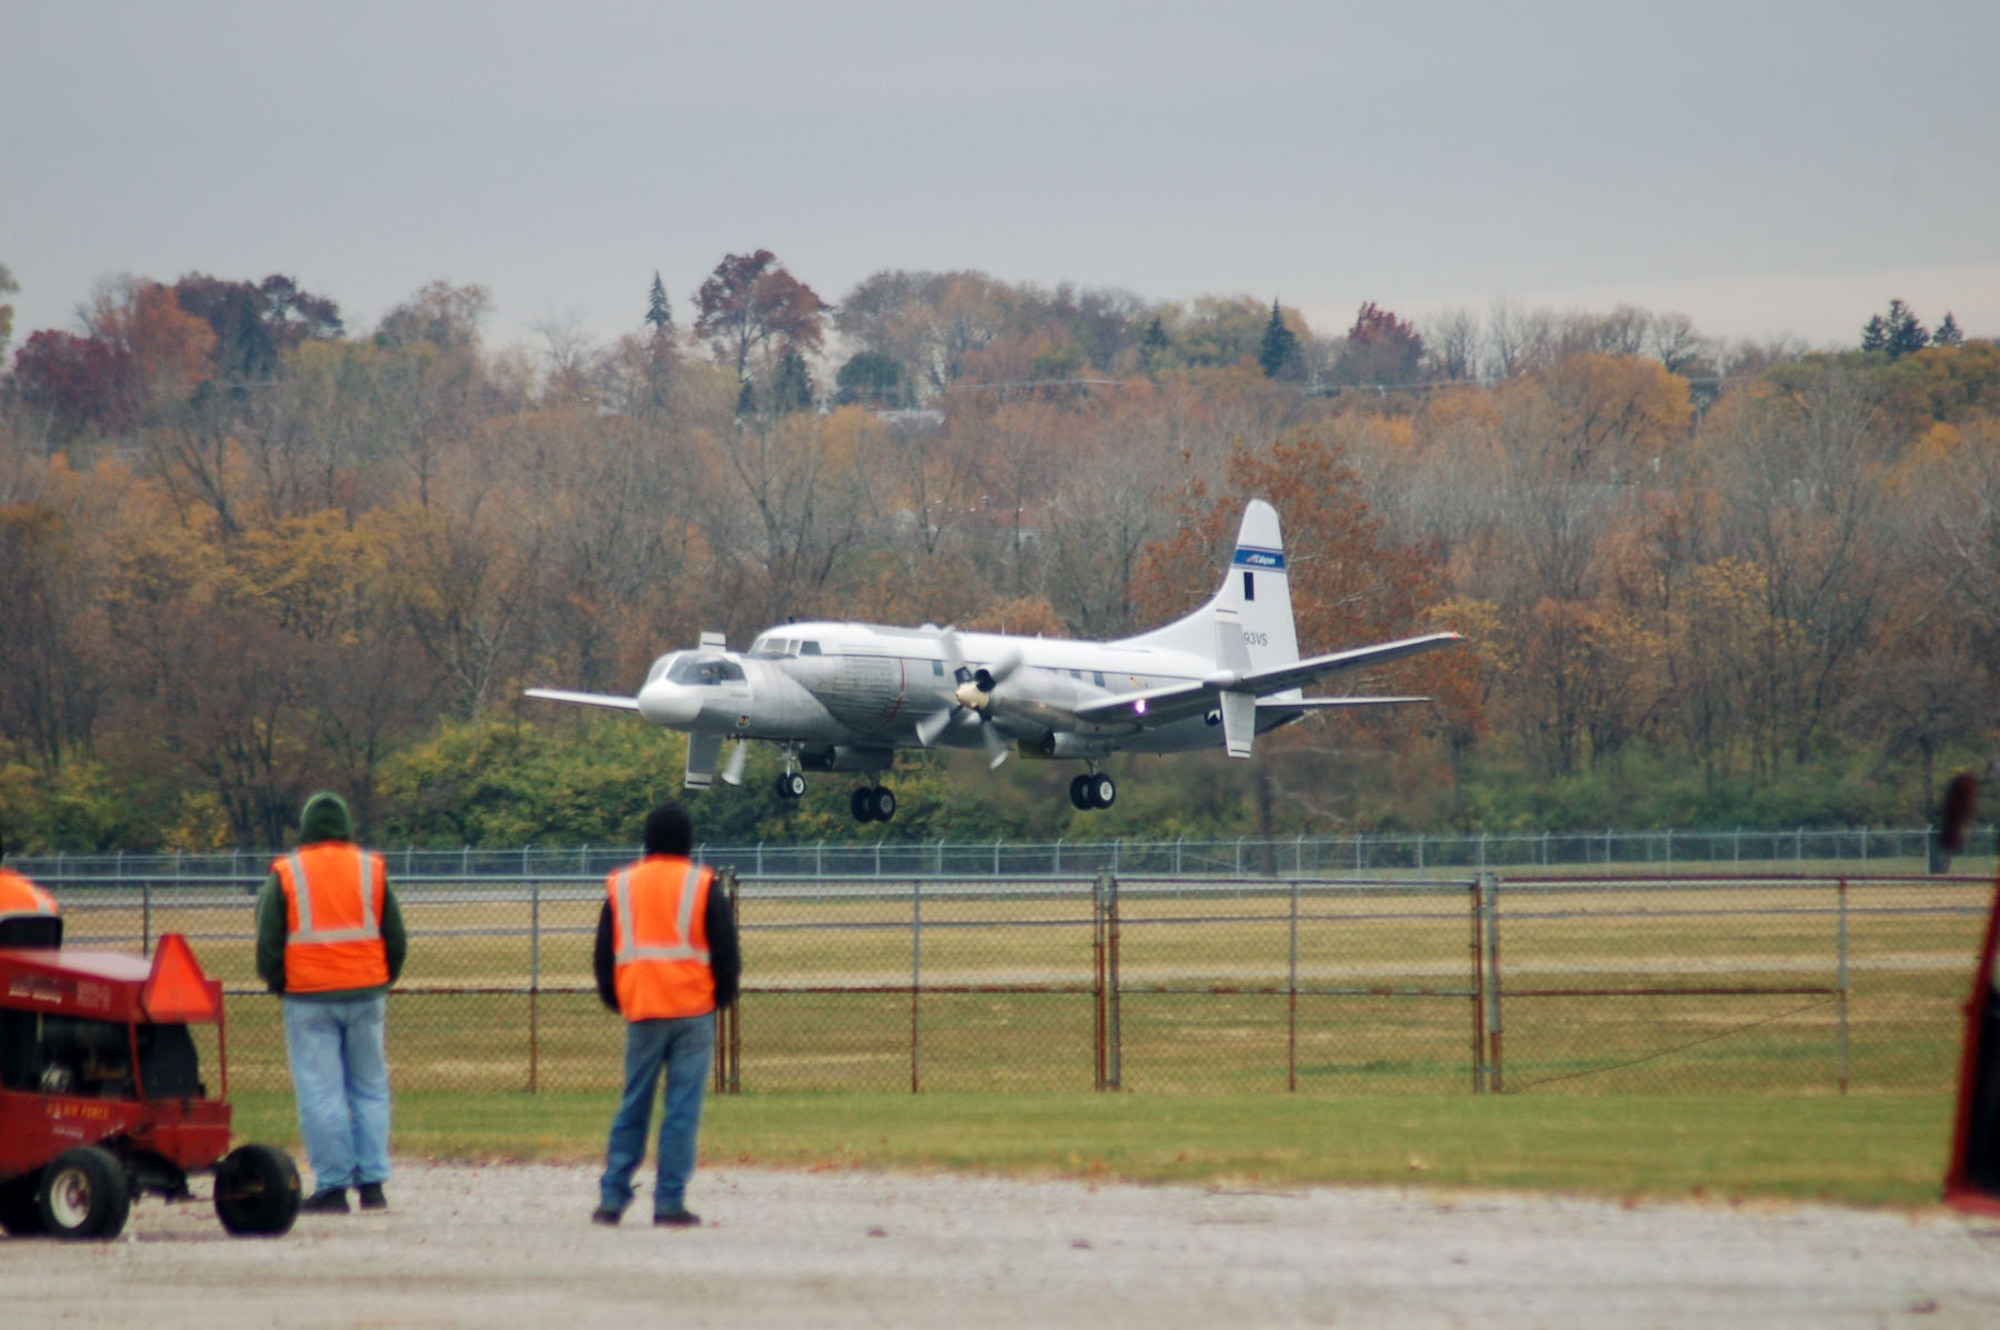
[4,1162,2000,1328]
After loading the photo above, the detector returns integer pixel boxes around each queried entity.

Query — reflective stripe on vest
[287,848,381,944]
[612,863,711,966]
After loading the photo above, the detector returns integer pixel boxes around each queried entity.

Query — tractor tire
[0,1173,44,1236]
[37,1146,130,1240]
[213,1143,301,1237]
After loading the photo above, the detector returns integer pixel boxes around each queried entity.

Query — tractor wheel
[0,1173,44,1236]
[37,1146,130,1240]
[213,1143,301,1237]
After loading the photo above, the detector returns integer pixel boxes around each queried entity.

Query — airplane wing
[1072,631,1462,728]
[1258,695,1432,712]
[523,688,641,712]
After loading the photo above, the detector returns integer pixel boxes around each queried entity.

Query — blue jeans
[282,995,391,1192]
[600,1013,714,1217]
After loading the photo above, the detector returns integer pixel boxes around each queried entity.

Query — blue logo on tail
[1233,546,1284,571]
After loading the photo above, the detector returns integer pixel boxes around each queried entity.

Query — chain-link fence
[30,863,1995,1097]
[15,822,1993,885]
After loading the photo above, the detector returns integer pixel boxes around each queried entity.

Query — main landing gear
[770,756,896,823]
[850,786,897,823]
[1069,770,1116,811]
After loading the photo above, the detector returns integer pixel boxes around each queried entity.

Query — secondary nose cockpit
[638,650,746,724]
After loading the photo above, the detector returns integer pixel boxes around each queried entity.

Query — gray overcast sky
[4,1,1997,358]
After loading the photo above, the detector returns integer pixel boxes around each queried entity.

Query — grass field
[226,1089,1961,1209]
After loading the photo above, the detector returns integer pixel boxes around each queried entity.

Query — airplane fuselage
[637,621,1246,766]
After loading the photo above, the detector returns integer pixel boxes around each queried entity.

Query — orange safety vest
[608,857,714,1020]
[0,868,58,918]
[274,843,389,993]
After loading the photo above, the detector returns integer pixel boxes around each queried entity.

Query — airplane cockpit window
[799,641,823,656]
[749,637,793,657]
[666,654,746,686]
[646,654,677,684]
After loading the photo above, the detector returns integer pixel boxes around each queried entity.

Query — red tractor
[0,926,301,1240]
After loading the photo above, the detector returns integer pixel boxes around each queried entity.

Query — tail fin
[1120,499,1301,671]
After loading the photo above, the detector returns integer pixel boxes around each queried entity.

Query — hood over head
[298,790,354,846]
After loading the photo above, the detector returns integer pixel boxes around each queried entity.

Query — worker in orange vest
[256,791,407,1216]
[590,801,739,1228]
[0,834,61,948]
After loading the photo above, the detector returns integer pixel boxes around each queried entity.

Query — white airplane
[526,500,1462,822]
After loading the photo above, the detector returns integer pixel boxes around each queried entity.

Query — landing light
[1133,698,1147,715]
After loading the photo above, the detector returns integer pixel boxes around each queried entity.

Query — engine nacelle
[798,744,895,773]
[1019,732,1116,760]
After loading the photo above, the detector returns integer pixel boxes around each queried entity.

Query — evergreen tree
[835,350,912,408]
[1934,312,1964,347]
[645,271,673,333]
[1258,298,1300,379]
[1863,299,1928,358]
[770,345,816,414]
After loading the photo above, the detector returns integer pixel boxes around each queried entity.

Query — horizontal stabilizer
[1073,631,1463,729]
[524,688,640,712]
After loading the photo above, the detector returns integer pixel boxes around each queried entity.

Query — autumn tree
[173,273,343,382]
[375,280,492,351]
[692,249,827,384]
[1338,301,1425,386]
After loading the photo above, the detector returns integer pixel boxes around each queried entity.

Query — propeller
[916,627,1022,768]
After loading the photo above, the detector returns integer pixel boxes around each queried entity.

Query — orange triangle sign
[143,933,220,1022]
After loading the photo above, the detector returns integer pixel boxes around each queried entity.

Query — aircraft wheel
[1069,774,1092,810]
[775,771,806,801]
[1088,774,1117,810]
[850,787,877,822]
[37,1146,130,1240]
[213,1143,301,1238]
[872,787,897,822]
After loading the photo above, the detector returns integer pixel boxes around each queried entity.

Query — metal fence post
[528,878,541,1093]
[1837,878,1850,1094]
[910,878,922,1093]
[1106,873,1120,1091]
[1482,872,1504,1094]
[1094,873,1107,1090]
[1288,876,1299,1092]
[1470,876,1486,1094]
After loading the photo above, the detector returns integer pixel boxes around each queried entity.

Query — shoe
[357,1183,387,1211]
[653,1209,701,1228]
[300,1188,350,1215]
[590,1207,623,1227]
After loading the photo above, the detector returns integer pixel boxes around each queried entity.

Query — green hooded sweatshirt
[255,791,407,1000]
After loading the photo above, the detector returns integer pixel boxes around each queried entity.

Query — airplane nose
[638,679,702,726]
